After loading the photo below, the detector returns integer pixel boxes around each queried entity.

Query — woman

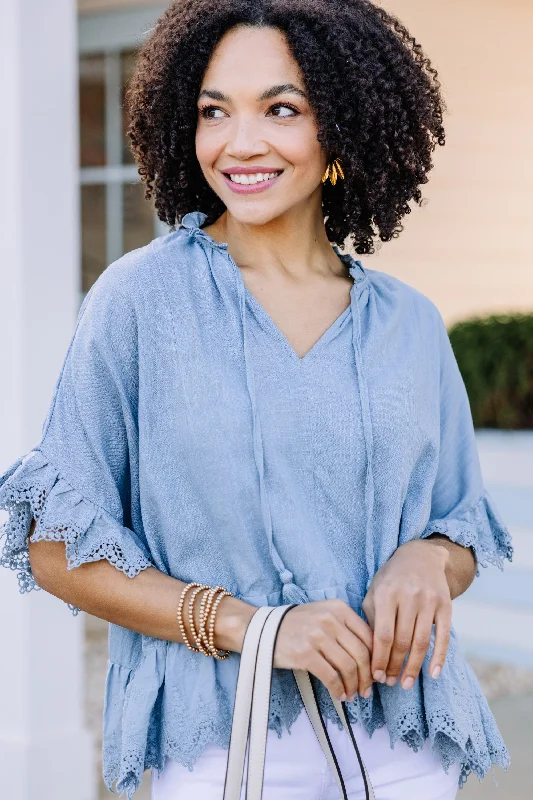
[0,1,512,799]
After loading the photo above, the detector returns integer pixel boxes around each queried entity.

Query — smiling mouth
[223,171,283,185]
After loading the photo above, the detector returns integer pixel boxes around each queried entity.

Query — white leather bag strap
[293,670,364,800]
[222,604,278,800]
[223,603,375,800]
[246,604,296,800]
[247,606,374,800]
[293,669,375,800]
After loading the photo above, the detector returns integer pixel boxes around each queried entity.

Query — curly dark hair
[126,0,446,254]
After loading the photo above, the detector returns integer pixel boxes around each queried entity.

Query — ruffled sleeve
[419,309,513,572]
[0,265,154,614]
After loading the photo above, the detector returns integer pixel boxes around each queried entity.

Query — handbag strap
[246,604,296,799]
[223,604,277,799]
[293,670,375,800]
[330,693,375,799]
[223,604,375,800]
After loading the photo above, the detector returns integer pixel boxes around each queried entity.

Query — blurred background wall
[366,0,533,325]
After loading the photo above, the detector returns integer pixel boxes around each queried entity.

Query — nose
[224,115,269,160]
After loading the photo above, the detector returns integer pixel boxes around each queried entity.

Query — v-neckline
[242,282,354,363]
[182,213,364,363]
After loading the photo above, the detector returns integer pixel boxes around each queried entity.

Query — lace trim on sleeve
[0,449,153,615]
[421,490,513,572]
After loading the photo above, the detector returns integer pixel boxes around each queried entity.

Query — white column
[0,1,96,799]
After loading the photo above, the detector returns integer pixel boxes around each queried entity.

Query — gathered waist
[107,581,367,669]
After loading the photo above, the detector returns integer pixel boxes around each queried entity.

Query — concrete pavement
[460,692,532,800]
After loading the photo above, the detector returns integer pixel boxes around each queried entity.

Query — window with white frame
[79,7,167,295]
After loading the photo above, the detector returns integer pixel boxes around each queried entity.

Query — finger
[336,629,373,699]
[429,601,452,679]
[320,641,360,700]
[399,609,435,689]
[371,594,398,685]
[344,607,374,652]
[307,651,347,701]
[361,591,376,631]
[383,600,418,687]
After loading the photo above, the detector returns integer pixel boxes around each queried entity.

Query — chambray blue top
[0,211,513,798]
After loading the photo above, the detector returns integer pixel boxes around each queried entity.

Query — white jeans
[151,707,460,800]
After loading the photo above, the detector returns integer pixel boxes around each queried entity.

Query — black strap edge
[308,674,349,800]
[340,699,371,800]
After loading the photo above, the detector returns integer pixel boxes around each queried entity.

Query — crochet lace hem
[0,449,153,615]
[101,656,510,799]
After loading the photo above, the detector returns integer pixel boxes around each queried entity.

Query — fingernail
[373,670,386,683]
[363,687,372,699]
[402,677,415,690]
[431,666,442,679]
[385,675,397,687]
[339,693,347,702]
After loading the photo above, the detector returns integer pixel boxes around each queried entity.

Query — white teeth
[228,172,279,185]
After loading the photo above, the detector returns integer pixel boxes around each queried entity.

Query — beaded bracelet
[188,584,213,657]
[197,585,215,649]
[176,582,208,653]
[206,589,233,660]
[176,581,234,659]
[198,586,225,652]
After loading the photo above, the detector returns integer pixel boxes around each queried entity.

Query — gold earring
[321,157,345,186]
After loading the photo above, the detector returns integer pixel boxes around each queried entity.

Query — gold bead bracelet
[198,586,224,652]
[207,589,233,660]
[188,584,212,656]
[176,581,234,659]
[176,582,207,653]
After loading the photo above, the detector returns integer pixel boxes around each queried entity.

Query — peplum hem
[0,449,154,615]
[420,490,513,573]
[101,592,510,799]
[318,632,510,788]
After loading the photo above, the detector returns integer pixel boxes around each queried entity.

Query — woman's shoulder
[82,227,194,314]
[364,264,444,331]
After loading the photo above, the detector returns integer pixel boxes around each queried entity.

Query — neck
[203,195,347,282]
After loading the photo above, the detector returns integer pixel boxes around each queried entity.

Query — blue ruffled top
[0,211,513,797]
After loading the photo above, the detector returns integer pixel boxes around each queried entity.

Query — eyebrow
[197,83,308,103]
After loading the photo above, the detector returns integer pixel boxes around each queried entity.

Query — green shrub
[448,313,533,429]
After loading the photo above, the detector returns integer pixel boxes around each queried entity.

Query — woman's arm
[28,519,256,653]
[363,303,511,693]
[29,519,375,702]
[362,537,476,693]
[424,533,477,599]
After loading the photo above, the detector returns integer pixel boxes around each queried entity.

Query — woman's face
[195,25,327,227]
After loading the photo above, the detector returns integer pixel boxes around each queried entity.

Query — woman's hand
[273,599,374,702]
[362,540,453,691]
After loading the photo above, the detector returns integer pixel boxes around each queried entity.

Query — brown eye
[270,103,299,117]
[199,106,225,120]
